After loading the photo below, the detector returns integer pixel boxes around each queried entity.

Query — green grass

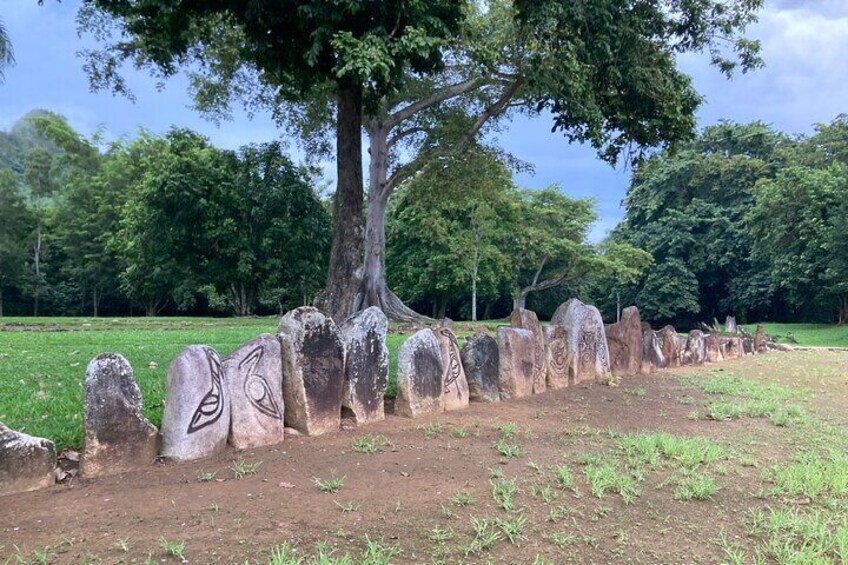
[754,322,848,348]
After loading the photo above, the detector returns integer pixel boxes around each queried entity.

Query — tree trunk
[839,294,848,326]
[359,124,431,323]
[93,287,100,318]
[0,288,3,317]
[33,225,42,317]
[483,301,492,320]
[437,296,447,320]
[314,79,366,322]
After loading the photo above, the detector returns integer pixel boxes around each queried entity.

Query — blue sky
[1,1,847,240]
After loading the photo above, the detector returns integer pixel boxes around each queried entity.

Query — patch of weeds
[584,460,640,503]
[678,395,696,405]
[417,422,443,439]
[334,500,361,513]
[491,477,518,511]
[352,434,387,454]
[618,432,727,471]
[747,505,848,564]
[531,484,554,503]
[429,526,453,545]
[769,405,808,427]
[158,537,185,561]
[268,543,302,565]
[450,490,473,507]
[555,465,574,490]
[450,426,468,439]
[740,456,758,468]
[494,438,521,458]
[548,532,577,548]
[465,516,502,556]
[439,504,454,519]
[361,536,402,565]
[115,538,130,552]
[714,530,746,565]
[591,505,612,522]
[526,460,541,473]
[496,422,518,438]
[495,515,527,544]
[230,458,261,478]
[625,387,646,397]
[566,425,595,437]
[576,452,601,466]
[533,409,547,420]
[489,467,504,479]
[548,505,572,523]
[764,451,848,499]
[674,473,718,501]
[314,474,346,494]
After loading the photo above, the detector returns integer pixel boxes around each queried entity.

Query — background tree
[0,171,33,316]
[0,18,14,84]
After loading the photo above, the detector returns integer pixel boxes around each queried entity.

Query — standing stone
[497,327,536,399]
[0,423,55,496]
[435,327,470,411]
[545,325,571,389]
[81,353,159,476]
[161,346,229,461]
[551,299,612,384]
[395,329,444,418]
[604,306,643,377]
[460,333,501,403]
[725,315,737,333]
[340,307,389,425]
[658,325,682,368]
[278,307,345,436]
[742,338,754,355]
[224,335,285,450]
[510,308,547,393]
[683,330,707,365]
[704,335,724,364]
[641,323,665,373]
[719,336,742,360]
[754,325,766,352]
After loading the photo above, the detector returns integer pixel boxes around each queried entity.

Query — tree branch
[385,76,488,129]
[387,126,427,150]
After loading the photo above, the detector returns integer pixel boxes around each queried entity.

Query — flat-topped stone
[683,330,707,365]
[224,335,285,450]
[0,423,55,496]
[278,306,345,436]
[81,353,159,476]
[161,346,229,461]
[395,329,444,418]
[704,334,723,363]
[497,327,536,399]
[435,327,470,411]
[551,298,612,384]
[605,306,643,377]
[509,308,546,393]
[545,325,571,389]
[460,333,500,403]
[340,307,389,425]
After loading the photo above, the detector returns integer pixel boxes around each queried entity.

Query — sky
[1,1,847,240]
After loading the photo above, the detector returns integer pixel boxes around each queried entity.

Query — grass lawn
[0,317,843,450]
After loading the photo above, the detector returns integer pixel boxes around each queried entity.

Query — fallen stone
[683,330,707,365]
[160,346,229,461]
[497,327,536,399]
[340,307,389,425]
[641,323,665,373]
[460,333,500,403]
[545,324,571,389]
[395,329,444,418]
[81,353,159,476]
[551,298,612,384]
[509,308,547,393]
[435,327,470,411]
[278,307,345,436]
[224,335,285,450]
[704,334,724,364]
[776,343,794,352]
[0,423,56,496]
[604,306,643,377]
[657,325,682,368]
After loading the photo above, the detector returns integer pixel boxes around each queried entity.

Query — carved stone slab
[278,306,345,436]
[395,329,444,418]
[81,353,159,476]
[720,336,743,359]
[224,335,285,450]
[658,325,682,368]
[0,422,55,496]
[340,307,389,425]
[641,323,665,374]
[704,334,724,364]
[683,330,706,365]
[435,327,470,411]
[510,308,547,393]
[604,306,643,377]
[460,333,500,403]
[545,325,571,389]
[497,327,535,399]
[161,346,229,461]
[551,298,612,384]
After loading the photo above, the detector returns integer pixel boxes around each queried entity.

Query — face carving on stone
[240,346,283,420]
[187,347,225,434]
[439,329,462,397]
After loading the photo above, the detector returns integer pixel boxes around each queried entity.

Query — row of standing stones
[1,301,783,496]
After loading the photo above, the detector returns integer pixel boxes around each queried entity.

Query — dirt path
[2,351,847,564]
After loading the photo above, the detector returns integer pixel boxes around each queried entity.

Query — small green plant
[32,547,52,565]
[361,536,402,565]
[159,536,185,560]
[268,543,303,565]
[555,465,574,490]
[548,532,577,548]
[626,387,647,397]
[352,434,387,454]
[465,516,502,555]
[450,426,468,438]
[675,473,718,501]
[439,504,454,519]
[417,422,443,439]
[489,467,504,479]
[678,395,696,405]
[208,503,220,513]
[230,458,261,478]
[429,526,453,544]
[196,469,217,482]
[115,538,130,552]
[491,477,518,511]
[314,474,346,493]
[450,490,473,507]
[548,505,571,523]
[494,438,521,458]
[334,500,361,513]
[496,422,518,438]
[495,515,527,544]
[526,460,541,473]
[531,484,554,503]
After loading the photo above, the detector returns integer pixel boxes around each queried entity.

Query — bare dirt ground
[2,350,847,564]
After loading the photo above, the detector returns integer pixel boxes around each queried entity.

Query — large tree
[0,171,33,316]
[79,0,763,321]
